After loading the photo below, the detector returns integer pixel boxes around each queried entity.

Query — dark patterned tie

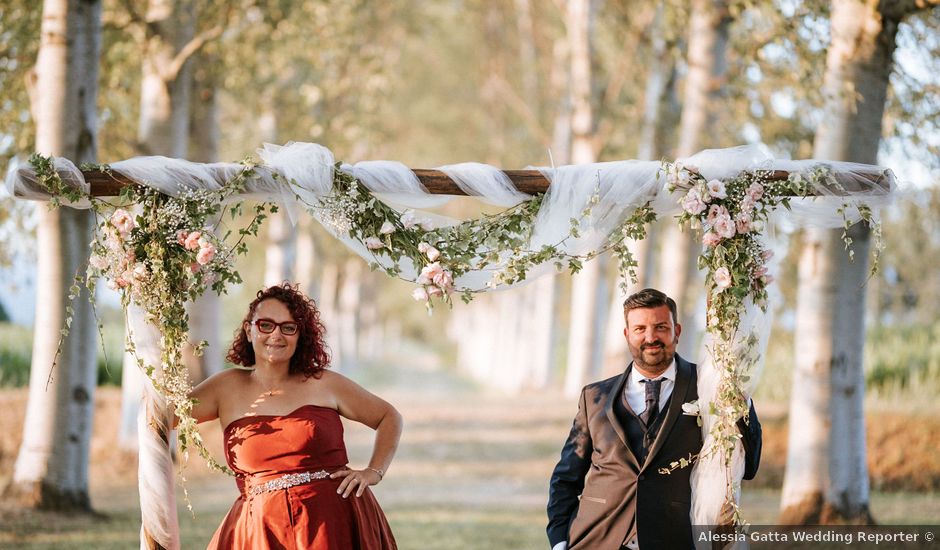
[640,378,663,426]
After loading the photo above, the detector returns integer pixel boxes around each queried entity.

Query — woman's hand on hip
[330,468,382,498]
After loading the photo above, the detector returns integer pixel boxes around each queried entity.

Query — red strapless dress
[208,404,397,549]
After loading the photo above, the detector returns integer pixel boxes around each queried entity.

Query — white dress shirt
[625,359,676,416]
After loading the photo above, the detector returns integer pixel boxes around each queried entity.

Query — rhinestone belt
[248,470,332,496]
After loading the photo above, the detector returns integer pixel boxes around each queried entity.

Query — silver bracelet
[366,467,385,480]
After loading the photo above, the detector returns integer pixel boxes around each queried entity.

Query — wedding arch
[7,141,895,549]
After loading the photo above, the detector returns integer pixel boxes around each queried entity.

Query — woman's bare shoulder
[194,367,252,395]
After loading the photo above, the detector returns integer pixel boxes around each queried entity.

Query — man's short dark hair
[623,288,678,326]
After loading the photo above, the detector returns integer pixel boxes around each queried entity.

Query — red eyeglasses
[253,318,299,336]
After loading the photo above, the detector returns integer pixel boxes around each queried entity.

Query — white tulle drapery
[4,141,896,546]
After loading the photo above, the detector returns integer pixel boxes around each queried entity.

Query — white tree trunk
[263,211,296,287]
[656,0,730,360]
[526,275,559,389]
[782,0,913,524]
[601,4,672,377]
[337,259,363,372]
[120,0,197,449]
[10,0,101,512]
[562,0,610,397]
[318,262,342,369]
[137,0,194,157]
[780,227,838,524]
[184,49,222,381]
[126,2,196,545]
[601,237,653,377]
[293,216,317,298]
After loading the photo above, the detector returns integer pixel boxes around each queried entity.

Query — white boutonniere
[682,400,702,426]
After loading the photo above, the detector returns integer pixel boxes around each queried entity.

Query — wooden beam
[78,166,893,197]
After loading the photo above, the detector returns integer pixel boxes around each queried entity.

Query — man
[547,288,761,550]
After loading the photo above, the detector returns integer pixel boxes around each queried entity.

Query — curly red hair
[227,282,331,378]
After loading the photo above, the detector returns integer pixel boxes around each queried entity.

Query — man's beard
[633,340,674,372]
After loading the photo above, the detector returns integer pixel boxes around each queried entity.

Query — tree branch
[163,26,223,82]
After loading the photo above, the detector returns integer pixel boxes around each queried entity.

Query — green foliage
[0,322,124,388]
[756,320,940,407]
[311,165,655,311]
[0,1,40,169]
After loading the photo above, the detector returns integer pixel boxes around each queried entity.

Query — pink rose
[364,237,384,250]
[110,209,135,237]
[761,249,774,262]
[196,244,216,265]
[425,245,440,262]
[380,221,396,235]
[432,269,454,290]
[176,230,188,246]
[427,285,444,297]
[702,231,722,248]
[741,195,755,213]
[419,262,444,285]
[190,262,201,273]
[184,231,202,251]
[681,189,706,215]
[411,287,429,301]
[706,179,727,200]
[713,215,736,239]
[753,265,769,278]
[706,205,723,226]
[714,267,732,290]
[747,182,764,201]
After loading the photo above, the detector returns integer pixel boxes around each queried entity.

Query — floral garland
[662,161,883,526]
[308,165,657,311]
[31,154,276,480]
[32,154,657,487]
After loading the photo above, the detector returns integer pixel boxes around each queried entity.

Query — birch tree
[656,0,732,359]
[781,0,939,524]
[7,0,101,511]
[118,0,224,448]
[601,3,676,377]
[184,49,223,380]
[562,0,608,397]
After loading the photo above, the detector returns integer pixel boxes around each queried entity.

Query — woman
[190,282,402,549]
